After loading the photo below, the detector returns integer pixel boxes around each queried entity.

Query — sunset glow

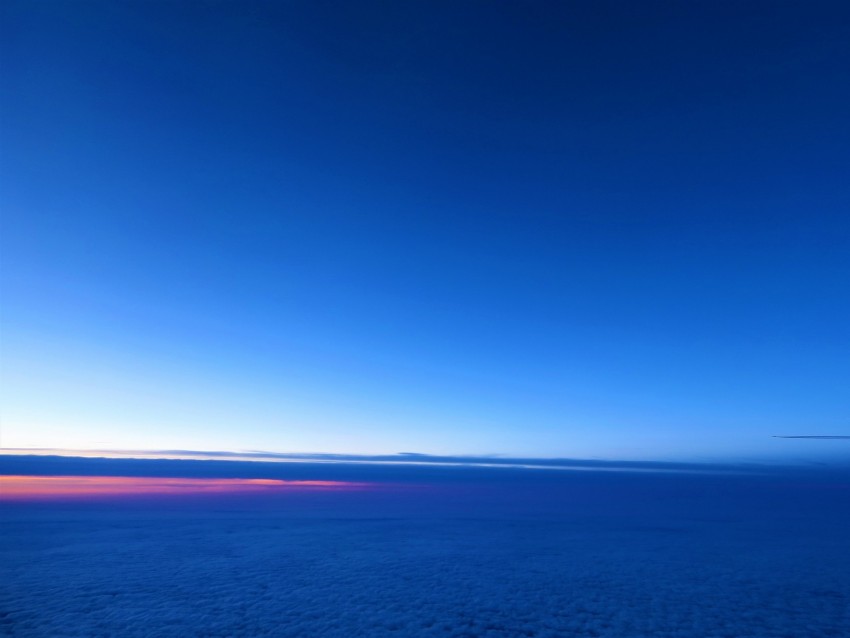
[0,476,366,499]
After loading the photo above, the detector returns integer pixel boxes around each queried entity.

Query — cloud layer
[3,453,848,636]
[3,450,845,488]
[3,498,848,637]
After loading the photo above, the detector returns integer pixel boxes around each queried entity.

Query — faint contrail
[773,435,850,439]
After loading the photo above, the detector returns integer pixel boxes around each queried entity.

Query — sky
[1,1,848,460]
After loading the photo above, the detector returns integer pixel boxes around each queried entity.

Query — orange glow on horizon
[0,475,366,499]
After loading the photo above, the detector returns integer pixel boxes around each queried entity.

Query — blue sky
[1,1,848,460]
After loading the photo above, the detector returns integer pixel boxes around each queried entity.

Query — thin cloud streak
[0,475,366,499]
[0,448,771,475]
[773,436,850,439]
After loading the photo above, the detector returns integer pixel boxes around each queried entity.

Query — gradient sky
[1,1,848,460]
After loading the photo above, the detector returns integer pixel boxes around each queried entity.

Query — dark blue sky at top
[1,1,848,458]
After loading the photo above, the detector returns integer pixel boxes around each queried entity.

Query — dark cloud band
[773,436,850,439]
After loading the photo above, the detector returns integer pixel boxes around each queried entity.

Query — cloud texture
[2,458,849,637]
